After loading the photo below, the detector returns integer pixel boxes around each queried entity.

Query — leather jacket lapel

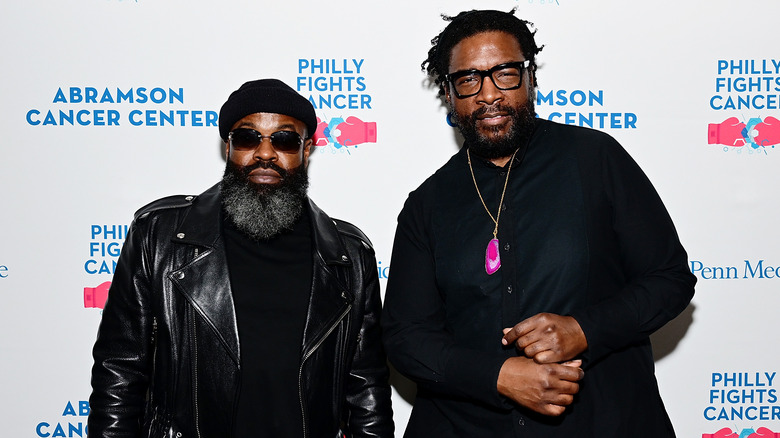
[301,199,353,359]
[154,189,357,367]
[168,184,240,365]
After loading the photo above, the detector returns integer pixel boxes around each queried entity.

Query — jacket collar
[177,182,350,267]
[170,182,352,364]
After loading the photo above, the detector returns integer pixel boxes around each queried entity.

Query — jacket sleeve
[343,237,395,437]
[568,136,696,365]
[88,216,155,438]
[382,191,510,409]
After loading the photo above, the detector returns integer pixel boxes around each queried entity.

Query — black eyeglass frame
[227,128,305,153]
[446,60,531,99]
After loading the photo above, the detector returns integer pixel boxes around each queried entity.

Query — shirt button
[501,204,507,211]
[503,243,510,251]
[518,418,525,426]
[499,171,506,177]
[507,285,513,294]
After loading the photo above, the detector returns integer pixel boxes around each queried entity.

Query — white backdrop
[2,1,779,436]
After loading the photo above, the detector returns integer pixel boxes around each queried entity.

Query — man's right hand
[496,356,584,416]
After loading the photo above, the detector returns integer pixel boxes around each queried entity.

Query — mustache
[472,103,519,118]
[242,160,289,179]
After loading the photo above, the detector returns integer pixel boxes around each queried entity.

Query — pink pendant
[485,238,501,275]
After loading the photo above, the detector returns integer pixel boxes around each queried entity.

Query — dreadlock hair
[422,8,544,97]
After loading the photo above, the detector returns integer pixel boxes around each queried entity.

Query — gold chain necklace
[467,147,519,275]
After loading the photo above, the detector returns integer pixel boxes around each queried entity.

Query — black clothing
[89,183,394,438]
[223,209,312,438]
[383,119,696,437]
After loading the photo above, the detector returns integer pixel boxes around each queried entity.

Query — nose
[252,137,277,162]
[476,75,503,105]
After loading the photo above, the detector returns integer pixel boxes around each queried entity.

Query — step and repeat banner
[1,0,779,436]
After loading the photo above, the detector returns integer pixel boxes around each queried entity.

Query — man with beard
[89,79,393,438]
[382,10,696,437]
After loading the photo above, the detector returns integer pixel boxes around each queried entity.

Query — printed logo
[313,116,377,151]
[296,58,377,153]
[701,371,780,435]
[84,224,126,310]
[703,426,780,438]
[85,225,127,275]
[84,281,111,310]
[708,116,780,152]
[690,259,780,280]
[535,89,638,130]
[0,264,8,278]
[35,400,89,437]
[707,59,780,155]
[26,86,216,127]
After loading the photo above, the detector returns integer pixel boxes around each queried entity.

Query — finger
[503,325,540,347]
[500,327,526,347]
[554,380,582,395]
[501,316,541,345]
[533,349,565,364]
[540,403,567,416]
[554,364,584,382]
[546,392,576,406]
[523,334,556,357]
[502,324,528,345]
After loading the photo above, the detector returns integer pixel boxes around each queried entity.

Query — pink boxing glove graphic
[702,427,738,438]
[313,117,329,146]
[753,116,780,147]
[335,116,377,146]
[708,117,747,147]
[84,281,111,309]
[748,427,780,438]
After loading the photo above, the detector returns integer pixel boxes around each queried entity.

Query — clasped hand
[496,313,588,416]
[502,313,588,364]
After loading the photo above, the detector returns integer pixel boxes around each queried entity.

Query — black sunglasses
[446,60,531,98]
[228,128,304,153]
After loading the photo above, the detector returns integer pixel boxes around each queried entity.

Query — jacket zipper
[298,304,352,438]
[191,311,202,438]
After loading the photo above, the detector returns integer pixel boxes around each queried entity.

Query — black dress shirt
[382,119,696,437]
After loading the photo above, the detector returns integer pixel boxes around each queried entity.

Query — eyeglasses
[446,61,531,98]
[228,128,304,153]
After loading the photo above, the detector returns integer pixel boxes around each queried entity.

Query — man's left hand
[502,313,588,364]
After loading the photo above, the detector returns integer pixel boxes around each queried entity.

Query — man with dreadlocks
[382,9,696,437]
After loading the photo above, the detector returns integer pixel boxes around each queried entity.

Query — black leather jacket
[88,184,393,438]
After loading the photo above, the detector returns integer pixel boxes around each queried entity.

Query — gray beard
[220,160,309,241]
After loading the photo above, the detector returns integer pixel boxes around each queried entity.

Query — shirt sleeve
[382,187,511,409]
[568,136,696,365]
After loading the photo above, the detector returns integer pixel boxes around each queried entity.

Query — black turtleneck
[223,207,312,438]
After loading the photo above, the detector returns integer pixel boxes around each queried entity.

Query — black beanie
[218,79,317,141]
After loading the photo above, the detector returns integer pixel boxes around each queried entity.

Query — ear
[302,139,313,167]
[224,140,230,159]
[444,83,452,106]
